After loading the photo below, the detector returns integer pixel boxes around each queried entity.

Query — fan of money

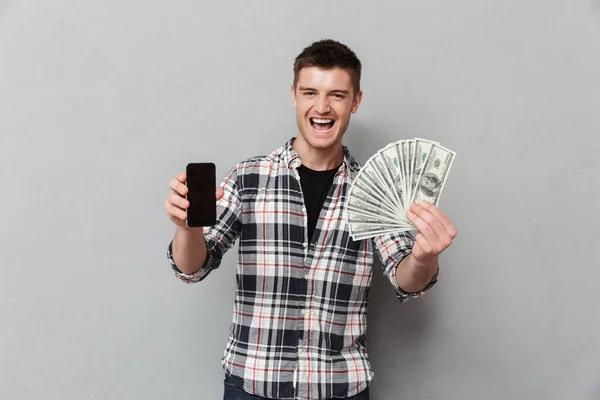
[343,138,456,241]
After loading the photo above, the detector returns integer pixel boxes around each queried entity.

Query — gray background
[1,1,599,399]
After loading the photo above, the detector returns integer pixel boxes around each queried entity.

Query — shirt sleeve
[166,165,243,284]
[372,230,438,303]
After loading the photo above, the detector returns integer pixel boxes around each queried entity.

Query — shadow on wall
[366,258,437,398]
[343,120,439,396]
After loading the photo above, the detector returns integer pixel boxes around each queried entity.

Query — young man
[164,39,457,400]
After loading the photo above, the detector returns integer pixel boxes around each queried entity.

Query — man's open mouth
[310,118,335,133]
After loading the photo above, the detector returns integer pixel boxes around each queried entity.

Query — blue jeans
[223,373,370,400]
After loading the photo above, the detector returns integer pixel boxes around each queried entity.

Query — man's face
[291,67,362,151]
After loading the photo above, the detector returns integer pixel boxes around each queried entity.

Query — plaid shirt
[166,138,437,400]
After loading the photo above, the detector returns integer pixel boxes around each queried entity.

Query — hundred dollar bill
[350,222,400,232]
[411,143,455,206]
[349,219,400,232]
[354,229,415,241]
[348,182,400,219]
[347,214,413,229]
[402,141,411,206]
[394,142,407,206]
[346,214,402,227]
[345,204,401,225]
[351,169,401,215]
[345,198,401,222]
[351,224,401,238]
[411,138,438,198]
[360,153,401,212]
[407,139,415,200]
[371,154,406,219]
[378,144,406,212]
[351,227,406,241]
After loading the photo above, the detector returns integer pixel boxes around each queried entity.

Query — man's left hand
[406,201,457,262]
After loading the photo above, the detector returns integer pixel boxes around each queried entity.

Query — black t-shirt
[297,164,340,242]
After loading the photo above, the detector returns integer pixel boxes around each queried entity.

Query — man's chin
[305,131,336,145]
[311,127,334,138]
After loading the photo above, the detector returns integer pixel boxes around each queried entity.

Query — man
[164,39,457,400]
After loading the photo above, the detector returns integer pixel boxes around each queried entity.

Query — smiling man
[164,39,457,400]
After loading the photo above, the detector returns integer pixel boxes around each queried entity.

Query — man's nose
[315,95,331,114]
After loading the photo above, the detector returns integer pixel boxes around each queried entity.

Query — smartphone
[185,162,217,227]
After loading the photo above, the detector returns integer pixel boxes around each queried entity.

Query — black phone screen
[185,163,217,227]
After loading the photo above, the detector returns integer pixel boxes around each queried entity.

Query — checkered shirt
[166,138,437,400]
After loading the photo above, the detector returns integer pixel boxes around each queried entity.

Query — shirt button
[301,207,306,213]
[303,242,308,248]
[300,309,306,315]
[298,347,304,353]
[304,274,309,280]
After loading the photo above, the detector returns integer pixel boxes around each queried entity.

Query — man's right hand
[165,171,224,229]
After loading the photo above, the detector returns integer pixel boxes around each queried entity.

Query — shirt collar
[281,137,356,174]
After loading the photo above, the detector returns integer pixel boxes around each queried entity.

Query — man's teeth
[312,118,333,124]
[311,118,334,133]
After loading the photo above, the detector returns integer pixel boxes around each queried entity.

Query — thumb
[216,187,225,200]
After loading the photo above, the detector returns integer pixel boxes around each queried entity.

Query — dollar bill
[391,142,403,207]
[407,140,414,200]
[351,227,406,241]
[371,153,407,221]
[345,205,401,225]
[350,226,401,240]
[353,160,399,212]
[348,180,400,219]
[379,144,406,211]
[411,138,438,197]
[411,143,455,206]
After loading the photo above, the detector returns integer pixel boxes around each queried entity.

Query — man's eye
[304,92,314,96]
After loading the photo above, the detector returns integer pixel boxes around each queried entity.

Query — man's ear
[291,84,297,108]
[351,90,363,114]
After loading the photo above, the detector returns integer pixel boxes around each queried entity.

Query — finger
[165,201,187,221]
[410,203,447,239]
[176,171,186,184]
[406,208,439,243]
[216,187,224,200]
[415,233,433,254]
[168,192,189,209]
[417,201,458,238]
[408,205,454,253]
[169,178,188,196]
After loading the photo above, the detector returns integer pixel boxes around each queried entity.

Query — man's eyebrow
[298,86,350,94]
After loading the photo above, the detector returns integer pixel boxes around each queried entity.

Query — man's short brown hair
[293,39,362,94]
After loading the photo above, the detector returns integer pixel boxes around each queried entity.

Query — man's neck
[292,137,344,171]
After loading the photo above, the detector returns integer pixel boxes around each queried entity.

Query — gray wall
[1,1,599,399]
